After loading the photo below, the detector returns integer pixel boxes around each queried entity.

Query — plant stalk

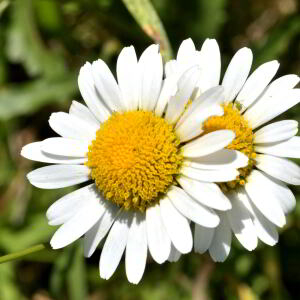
[0,243,47,264]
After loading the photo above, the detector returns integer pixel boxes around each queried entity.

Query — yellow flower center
[86,111,183,211]
[203,103,256,192]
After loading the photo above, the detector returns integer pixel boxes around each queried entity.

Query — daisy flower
[167,38,300,262]
[21,44,247,283]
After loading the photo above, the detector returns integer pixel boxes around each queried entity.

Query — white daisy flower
[21,44,247,283]
[167,38,300,262]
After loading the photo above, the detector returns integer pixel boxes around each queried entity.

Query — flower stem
[0,243,48,264]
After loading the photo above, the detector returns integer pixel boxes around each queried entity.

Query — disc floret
[203,103,256,191]
[86,111,183,211]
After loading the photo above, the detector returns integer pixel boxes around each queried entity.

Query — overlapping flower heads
[21,39,300,283]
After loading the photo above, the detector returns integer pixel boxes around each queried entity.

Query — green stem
[0,243,47,264]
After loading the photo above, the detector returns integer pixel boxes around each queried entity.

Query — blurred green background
[0,0,300,299]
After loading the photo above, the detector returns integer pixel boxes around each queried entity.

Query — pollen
[202,103,256,192]
[86,111,183,212]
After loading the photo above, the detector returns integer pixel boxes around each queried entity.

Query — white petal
[177,176,232,210]
[241,175,295,216]
[245,89,300,129]
[165,65,200,124]
[195,86,225,109]
[226,191,258,251]
[182,130,235,158]
[253,74,300,117]
[265,74,300,94]
[167,186,219,228]
[176,86,225,129]
[165,59,178,77]
[176,105,223,142]
[78,62,111,122]
[243,76,299,125]
[49,112,97,142]
[236,189,278,246]
[50,198,103,249]
[84,202,120,258]
[236,60,279,111]
[125,212,147,284]
[180,166,239,182]
[46,183,99,222]
[184,149,248,170]
[69,100,100,127]
[209,213,232,262]
[21,142,87,164]
[160,197,193,254]
[139,44,163,111]
[100,211,133,280]
[168,244,181,262]
[117,46,140,111]
[91,59,125,111]
[176,38,196,66]
[255,136,300,158]
[174,39,198,76]
[27,165,90,189]
[245,170,286,227]
[198,39,221,92]
[154,76,178,117]
[41,138,89,157]
[277,186,296,215]
[255,154,300,185]
[251,204,279,246]
[258,174,295,214]
[146,204,171,264]
[194,224,215,254]
[222,47,253,102]
[253,74,300,116]
[48,214,73,226]
[254,120,298,144]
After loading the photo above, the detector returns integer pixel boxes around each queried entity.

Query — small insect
[234,101,244,111]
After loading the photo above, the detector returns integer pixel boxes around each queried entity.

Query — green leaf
[67,243,88,300]
[34,0,63,32]
[193,0,227,38]
[50,244,88,300]
[0,74,77,120]
[121,0,173,61]
[50,247,73,299]
[0,25,7,84]
[0,264,25,300]
[5,0,66,77]
[0,0,10,18]
[0,214,55,252]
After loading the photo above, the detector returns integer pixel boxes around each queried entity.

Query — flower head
[168,38,300,261]
[21,44,246,283]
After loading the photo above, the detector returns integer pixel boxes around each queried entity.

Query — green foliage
[6,0,66,77]
[192,0,227,38]
[254,15,300,68]
[0,0,299,299]
[0,76,76,120]
[121,0,173,61]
